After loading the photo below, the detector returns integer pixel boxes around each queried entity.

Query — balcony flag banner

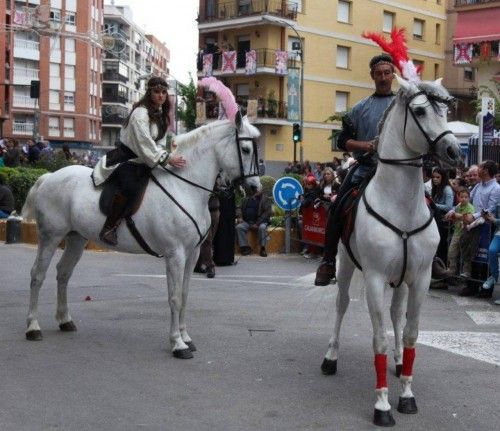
[202,53,213,77]
[275,50,288,75]
[454,43,472,65]
[222,51,237,73]
[287,68,300,121]
[245,50,257,75]
[13,11,26,25]
[480,42,491,61]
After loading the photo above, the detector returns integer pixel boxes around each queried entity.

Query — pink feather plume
[198,77,239,122]
[362,27,420,82]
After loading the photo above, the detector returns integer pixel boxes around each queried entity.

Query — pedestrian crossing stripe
[416,331,500,366]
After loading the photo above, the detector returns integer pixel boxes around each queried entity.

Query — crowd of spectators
[288,155,500,303]
[0,138,97,168]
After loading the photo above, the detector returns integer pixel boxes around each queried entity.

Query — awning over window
[453,9,500,44]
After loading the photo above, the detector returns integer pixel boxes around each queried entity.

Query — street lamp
[262,16,304,163]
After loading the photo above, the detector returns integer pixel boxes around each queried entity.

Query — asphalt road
[1,243,499,431]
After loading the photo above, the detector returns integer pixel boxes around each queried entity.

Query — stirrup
[100,226,118,246]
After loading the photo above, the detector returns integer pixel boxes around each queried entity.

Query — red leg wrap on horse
[374,354,387,389]
[402,347,416,377]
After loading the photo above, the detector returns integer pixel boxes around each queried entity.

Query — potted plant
[266,90,278,117]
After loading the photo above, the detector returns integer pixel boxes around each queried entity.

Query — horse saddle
[99,163,150,218]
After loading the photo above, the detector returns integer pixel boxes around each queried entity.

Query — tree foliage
[177,74,197,132]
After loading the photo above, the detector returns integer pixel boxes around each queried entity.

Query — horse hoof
[185,341,197,352]
[397,396,418,414]
[373,409,396,427]
[395,364,402,377]
[321,358,337,375]
[26,330,43,341]
[59,321,77,332]
[173,348,194,359]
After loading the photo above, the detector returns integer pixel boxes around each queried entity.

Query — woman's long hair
[123,76,170,141]
[431,167,449,202]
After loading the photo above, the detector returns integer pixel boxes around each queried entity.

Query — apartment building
[197,0,448,174]
[0,0,103,149]
[101,3,170,147]
[445,0,500,123]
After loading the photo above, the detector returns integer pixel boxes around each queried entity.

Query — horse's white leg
[365,274,396,427]
[179,245,200,352]
[165,251,192,359]
[390,283,408,377]
[321,248,355,375]
[55,232,87,332]
[26,233,65,341]
[397,276,429,415]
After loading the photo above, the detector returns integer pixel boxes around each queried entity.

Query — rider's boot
[99,192,128,246]
[314,210,341,286]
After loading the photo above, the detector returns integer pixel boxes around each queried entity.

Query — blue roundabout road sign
[272,177,303,211]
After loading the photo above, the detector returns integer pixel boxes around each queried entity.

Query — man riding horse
[314,54,396,286]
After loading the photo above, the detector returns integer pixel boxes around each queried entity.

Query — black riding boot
[314,209,342,286]
[99,192,128,246]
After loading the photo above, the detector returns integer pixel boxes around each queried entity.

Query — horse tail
[22,173,51,221]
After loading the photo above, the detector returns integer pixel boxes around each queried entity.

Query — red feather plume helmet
[362,27,421,82]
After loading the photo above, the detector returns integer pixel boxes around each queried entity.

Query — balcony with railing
[13,95,37,108]
[199,0,298,24]
[103,70,128,83]
[102,94,129,104]
[455,0,500,8]
[13,38,40,61]
[198,48,300,75]
[102,105,129,125]
[12,122,35,135]
[199,95,288,123]
[12,67,39,85]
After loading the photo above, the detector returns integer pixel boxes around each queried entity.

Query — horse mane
[173,120,234,158]
[377,97,397,136]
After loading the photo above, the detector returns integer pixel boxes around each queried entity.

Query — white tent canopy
[448,121,479,135]
[448,121,479,144]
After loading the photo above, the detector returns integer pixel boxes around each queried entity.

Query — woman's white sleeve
[128,109,168,167]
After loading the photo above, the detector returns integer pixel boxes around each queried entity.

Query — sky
[104,0,199,84]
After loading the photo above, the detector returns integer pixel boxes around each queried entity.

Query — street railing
[199,0,297,23]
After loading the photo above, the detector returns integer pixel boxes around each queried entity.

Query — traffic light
[30,80,40,99]
[292,123,301,143]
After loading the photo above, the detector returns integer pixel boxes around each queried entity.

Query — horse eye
[413,107,426,117]
[241,146,251,154]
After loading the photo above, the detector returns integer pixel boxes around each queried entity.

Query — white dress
[92,107,168,186]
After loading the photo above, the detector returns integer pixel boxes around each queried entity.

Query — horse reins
[142,131,260,254]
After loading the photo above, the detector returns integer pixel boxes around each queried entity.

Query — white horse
[320,75,462,426]
[22,111,261,359]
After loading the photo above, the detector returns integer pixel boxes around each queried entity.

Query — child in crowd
[445,187,475,276]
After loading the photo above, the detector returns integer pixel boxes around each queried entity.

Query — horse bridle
[235,129,260,183]
[378,91,454,168]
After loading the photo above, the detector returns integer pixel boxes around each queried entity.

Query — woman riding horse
[92,76,187,246]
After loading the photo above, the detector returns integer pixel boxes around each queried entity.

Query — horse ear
[434,77,443,87]
[235,110,242,128]
[395,74,411,93]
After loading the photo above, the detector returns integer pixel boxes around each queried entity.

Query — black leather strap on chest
[360,191,434,288]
